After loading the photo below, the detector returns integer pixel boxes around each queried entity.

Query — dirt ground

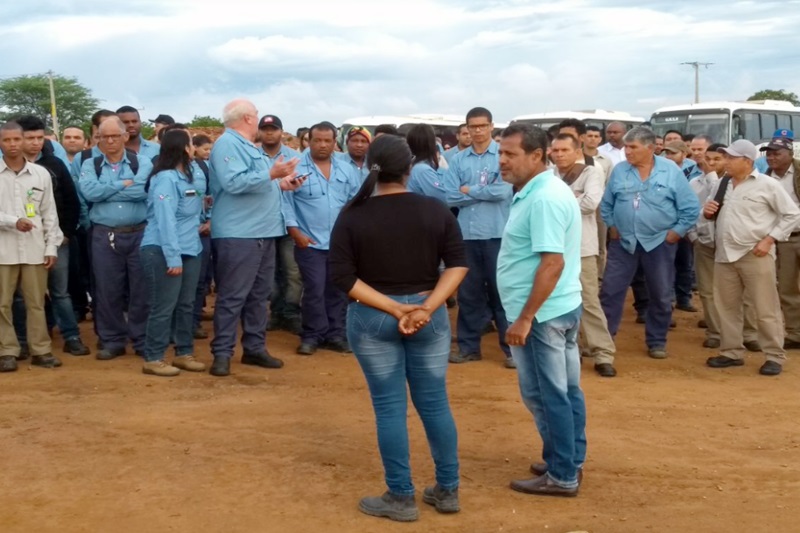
[1,296,798,533]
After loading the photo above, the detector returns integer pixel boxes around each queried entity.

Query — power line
[681,61,714,104]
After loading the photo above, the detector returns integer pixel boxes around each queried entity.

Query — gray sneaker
[648,346,668,359]
[358,492,418,522]
[422,484,460,513]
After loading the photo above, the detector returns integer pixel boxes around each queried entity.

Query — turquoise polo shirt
[497,170,582,324]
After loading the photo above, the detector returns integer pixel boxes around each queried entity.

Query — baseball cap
[772,129,794,140]
[258,115,283,130]
[662,141,688,154]
[346,126,372,143]
[151,114,175,125]
[717,139,758,161]
[760,137,793,152]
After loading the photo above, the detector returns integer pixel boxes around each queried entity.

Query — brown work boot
[142,360,181,377]
[173,355,206,372]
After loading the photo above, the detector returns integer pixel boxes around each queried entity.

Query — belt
[95,222,147,233]
[792,231,800,237]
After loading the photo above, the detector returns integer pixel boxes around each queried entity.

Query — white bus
[650,100,800,145]
[339,114,509,148]
[510,110,645,132]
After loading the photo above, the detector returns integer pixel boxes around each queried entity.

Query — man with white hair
[702,140,800,376]
[599,126,700,360]
[207,99,304,377]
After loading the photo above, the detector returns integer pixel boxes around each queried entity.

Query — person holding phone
[329,134,468,522]
[282,122,362,356]
[139,129,206,377]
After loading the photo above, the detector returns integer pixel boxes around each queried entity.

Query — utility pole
[47,70,59,141]
[681,61,714,104]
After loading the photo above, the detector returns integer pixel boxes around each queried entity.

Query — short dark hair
[665,129,683,138]
[554,132,580,149]
[157,123,189,141]
[586,125,601,133]
[192,134,212,146]
[0,121,23,135]
[309,121,337,139]
[708,143,727,152]
[501,124,549,163]
[64,125,86,137]
[558,118,587,136]
[15,115,46,132]
[466,107,492,123]
[374,124,398,136]
[91,109,115,127]
[682,133,696,142]
[457,123,468,134]
[115,105,139,115]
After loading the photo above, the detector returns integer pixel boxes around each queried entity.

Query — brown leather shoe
[510,475,578,497]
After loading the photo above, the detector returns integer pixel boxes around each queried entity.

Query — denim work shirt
[141,169,203,267]
[282,151,361,251]
[444,140,512,240]
[600,156,700,254]
[78,152,152,227]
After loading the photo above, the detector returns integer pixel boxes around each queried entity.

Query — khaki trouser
[596,212,607,279]
[714,254,785,364]
[580,256,616,364]
[776,235,800,342]
[0,264,51,357]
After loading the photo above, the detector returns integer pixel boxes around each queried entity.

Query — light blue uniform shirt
[755,155,769,174]
[141,169,203,267]
[261,144,300,163]
[682,158,702,180]
[134,135,161,161]
[601,156,700,254]
[49,140,71,169]
[443,146,461,164]
[408,161,446,203]
[78,152,152,227]
[70,146,101,229]
[335,151,369,181]
[444,140,512,240]
[209,129,285,239]
[497,170,582,323]
[282,151,361,251]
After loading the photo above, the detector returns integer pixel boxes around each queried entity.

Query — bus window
[777,114,792,131]
[793,115,800,133]
[742,113,760,142]
[761,114,777,139]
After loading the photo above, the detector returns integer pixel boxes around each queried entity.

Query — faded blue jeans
[511,305,586,489]
[140,246,201,362]
[348,294,459,496]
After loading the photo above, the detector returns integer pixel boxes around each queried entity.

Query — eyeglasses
[467,123,492,131]
[100,134,123,142]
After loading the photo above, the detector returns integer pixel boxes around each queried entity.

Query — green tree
[747,89,800,106]
[188,115,223,127]
[0,74,99,132]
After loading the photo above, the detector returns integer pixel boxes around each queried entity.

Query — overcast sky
[1,0,799,133]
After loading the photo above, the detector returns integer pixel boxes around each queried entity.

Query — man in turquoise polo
[496,123,585,498]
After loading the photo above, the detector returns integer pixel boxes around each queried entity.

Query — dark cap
[150,114,175,125]
[760,137,793,152]
[258,115,283,130]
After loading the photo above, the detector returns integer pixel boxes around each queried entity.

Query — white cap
[717,139,758,161]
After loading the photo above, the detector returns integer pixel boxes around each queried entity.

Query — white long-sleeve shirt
[556,164,604,257]
[0,159,63,264]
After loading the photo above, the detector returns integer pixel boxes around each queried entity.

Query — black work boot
[422,484,460,513]
[358,492,418,522]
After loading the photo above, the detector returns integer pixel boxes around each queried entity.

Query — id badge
[185,189,197,197]
[633,192,640,210]
[25,203,36,217]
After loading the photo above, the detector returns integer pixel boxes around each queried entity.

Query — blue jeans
[510,305,585,489]
[141,246,201,362]
[13,244,78,343]
[457,239,510,357]
[193,235,212,329]
[348,294,459,496]
[600,240,678,348]
[674,237,695,307]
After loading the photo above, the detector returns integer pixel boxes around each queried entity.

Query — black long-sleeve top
[38,142,80,238]
[329,193,467,295]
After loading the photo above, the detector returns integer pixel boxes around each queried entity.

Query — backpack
[79,148,139,177]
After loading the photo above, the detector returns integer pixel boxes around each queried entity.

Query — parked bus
[510,110,645,133]
[650,100,800,145]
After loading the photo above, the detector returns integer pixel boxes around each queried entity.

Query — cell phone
[291,173,311,183]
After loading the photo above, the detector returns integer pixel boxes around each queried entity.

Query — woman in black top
[329,135,468,522]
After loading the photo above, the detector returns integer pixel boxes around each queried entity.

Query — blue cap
[773,129,794,140]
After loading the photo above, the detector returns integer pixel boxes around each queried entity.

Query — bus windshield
[651,112,729,143]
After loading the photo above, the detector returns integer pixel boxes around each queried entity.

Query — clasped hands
[392,303,433,336]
